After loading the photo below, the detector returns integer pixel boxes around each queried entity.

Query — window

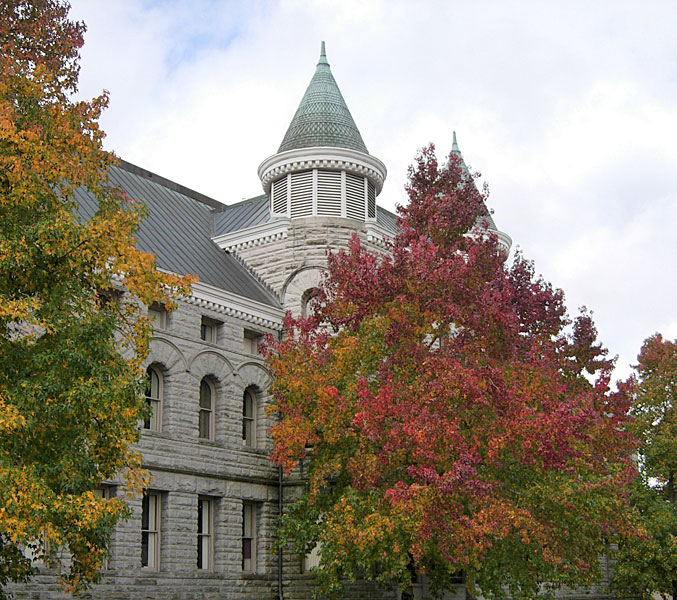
[243,329,263,354]
[141,492,160,569]
[197,497,213,570]
[21,540,49,567]
[144,367,162,431]
[148,303,167,329]
[302,513,322,572]
[93,485,114,500]
[303,542,321,572]
[301,288,320,318]
[242,503,257,572]
[200,317,220,343]
[242,389,256,448]
[96,287,122,309]
[199,378,214,440]
[93,487,114,568]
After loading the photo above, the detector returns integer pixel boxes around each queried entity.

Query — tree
[0,0,190,594]
[265,146,637,599]
[612,334,677,600]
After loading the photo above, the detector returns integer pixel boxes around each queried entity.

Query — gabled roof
[278,42,368,154]
[74,160,281,309]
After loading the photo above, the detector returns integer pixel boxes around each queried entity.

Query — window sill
[241,446,268,456]
[140,429,168,438]
[196,438,221,447]
[196,569,219,577]
[242,571,271,580]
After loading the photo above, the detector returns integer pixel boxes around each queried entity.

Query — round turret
[258,42,387,222]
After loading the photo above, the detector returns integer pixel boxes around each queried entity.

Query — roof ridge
[218,193,268,212]
[115,158,226,211]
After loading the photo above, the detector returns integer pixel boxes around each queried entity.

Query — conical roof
[451,131,497,230]
[278,42,368,154]
[450,131,471,179]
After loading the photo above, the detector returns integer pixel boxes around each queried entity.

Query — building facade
[15,44,518,600]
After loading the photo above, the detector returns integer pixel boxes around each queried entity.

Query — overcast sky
[68,0,677,383]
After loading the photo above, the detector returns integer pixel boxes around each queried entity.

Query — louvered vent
[316,170,341,216]
[346,173,365,220]
[272,176,288,215]
[367,182,376,219]
[290,170,313,218]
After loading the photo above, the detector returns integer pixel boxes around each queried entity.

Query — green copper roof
[450,131,471,177]
[278,42,368,154]
[451,132,497,230]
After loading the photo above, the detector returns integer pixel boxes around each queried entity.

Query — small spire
[449,130,470,177]
[318,41,329,66]
[451,130,461,154]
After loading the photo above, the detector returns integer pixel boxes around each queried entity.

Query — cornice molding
[466,227,513,258]
[365,221,394,249]
[258,147,387,195]
[154,268,283,329]
[187,280,284,330]
[211,218,290,252]
[496,230,513,256]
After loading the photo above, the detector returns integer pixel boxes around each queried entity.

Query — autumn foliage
[0,0,190,594]
[612,334,677,600]
[266,146,637,598]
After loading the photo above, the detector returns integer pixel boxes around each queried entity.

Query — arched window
[242,389,256,448]
[199,378,214,440]
[301,287,320,318]
[144,367,162,431]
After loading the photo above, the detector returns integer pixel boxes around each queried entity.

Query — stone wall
[12,297,284,600]
[232,216,388,313]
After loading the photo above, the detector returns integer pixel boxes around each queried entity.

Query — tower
[215,42,393,315]
[258,41,387,223]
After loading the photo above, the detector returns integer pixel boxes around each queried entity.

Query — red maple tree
[266,146,637,598]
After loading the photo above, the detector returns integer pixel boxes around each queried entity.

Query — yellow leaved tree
[0,0,191,594]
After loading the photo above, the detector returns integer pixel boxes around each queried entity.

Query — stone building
[16,44,511,600]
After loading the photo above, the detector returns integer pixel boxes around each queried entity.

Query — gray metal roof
[74,161,281,308]
[213,195,272,236]
[278,42,368,154]
[376,206,397,233]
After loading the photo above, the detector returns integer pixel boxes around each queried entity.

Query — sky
[67,0,677,383]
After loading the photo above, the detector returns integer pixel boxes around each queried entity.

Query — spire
[278,42,368,154]
[451,130,461,155]
[318,40,328,65]
[449,130,472,180]
[451,132,498,231]
[450,130,466,165]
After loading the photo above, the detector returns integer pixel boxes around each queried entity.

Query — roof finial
[451,130,460,154]
[318,41,329,66]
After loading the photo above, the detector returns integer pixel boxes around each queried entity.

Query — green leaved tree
[613,333,677,600]
[0,0,190,594]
